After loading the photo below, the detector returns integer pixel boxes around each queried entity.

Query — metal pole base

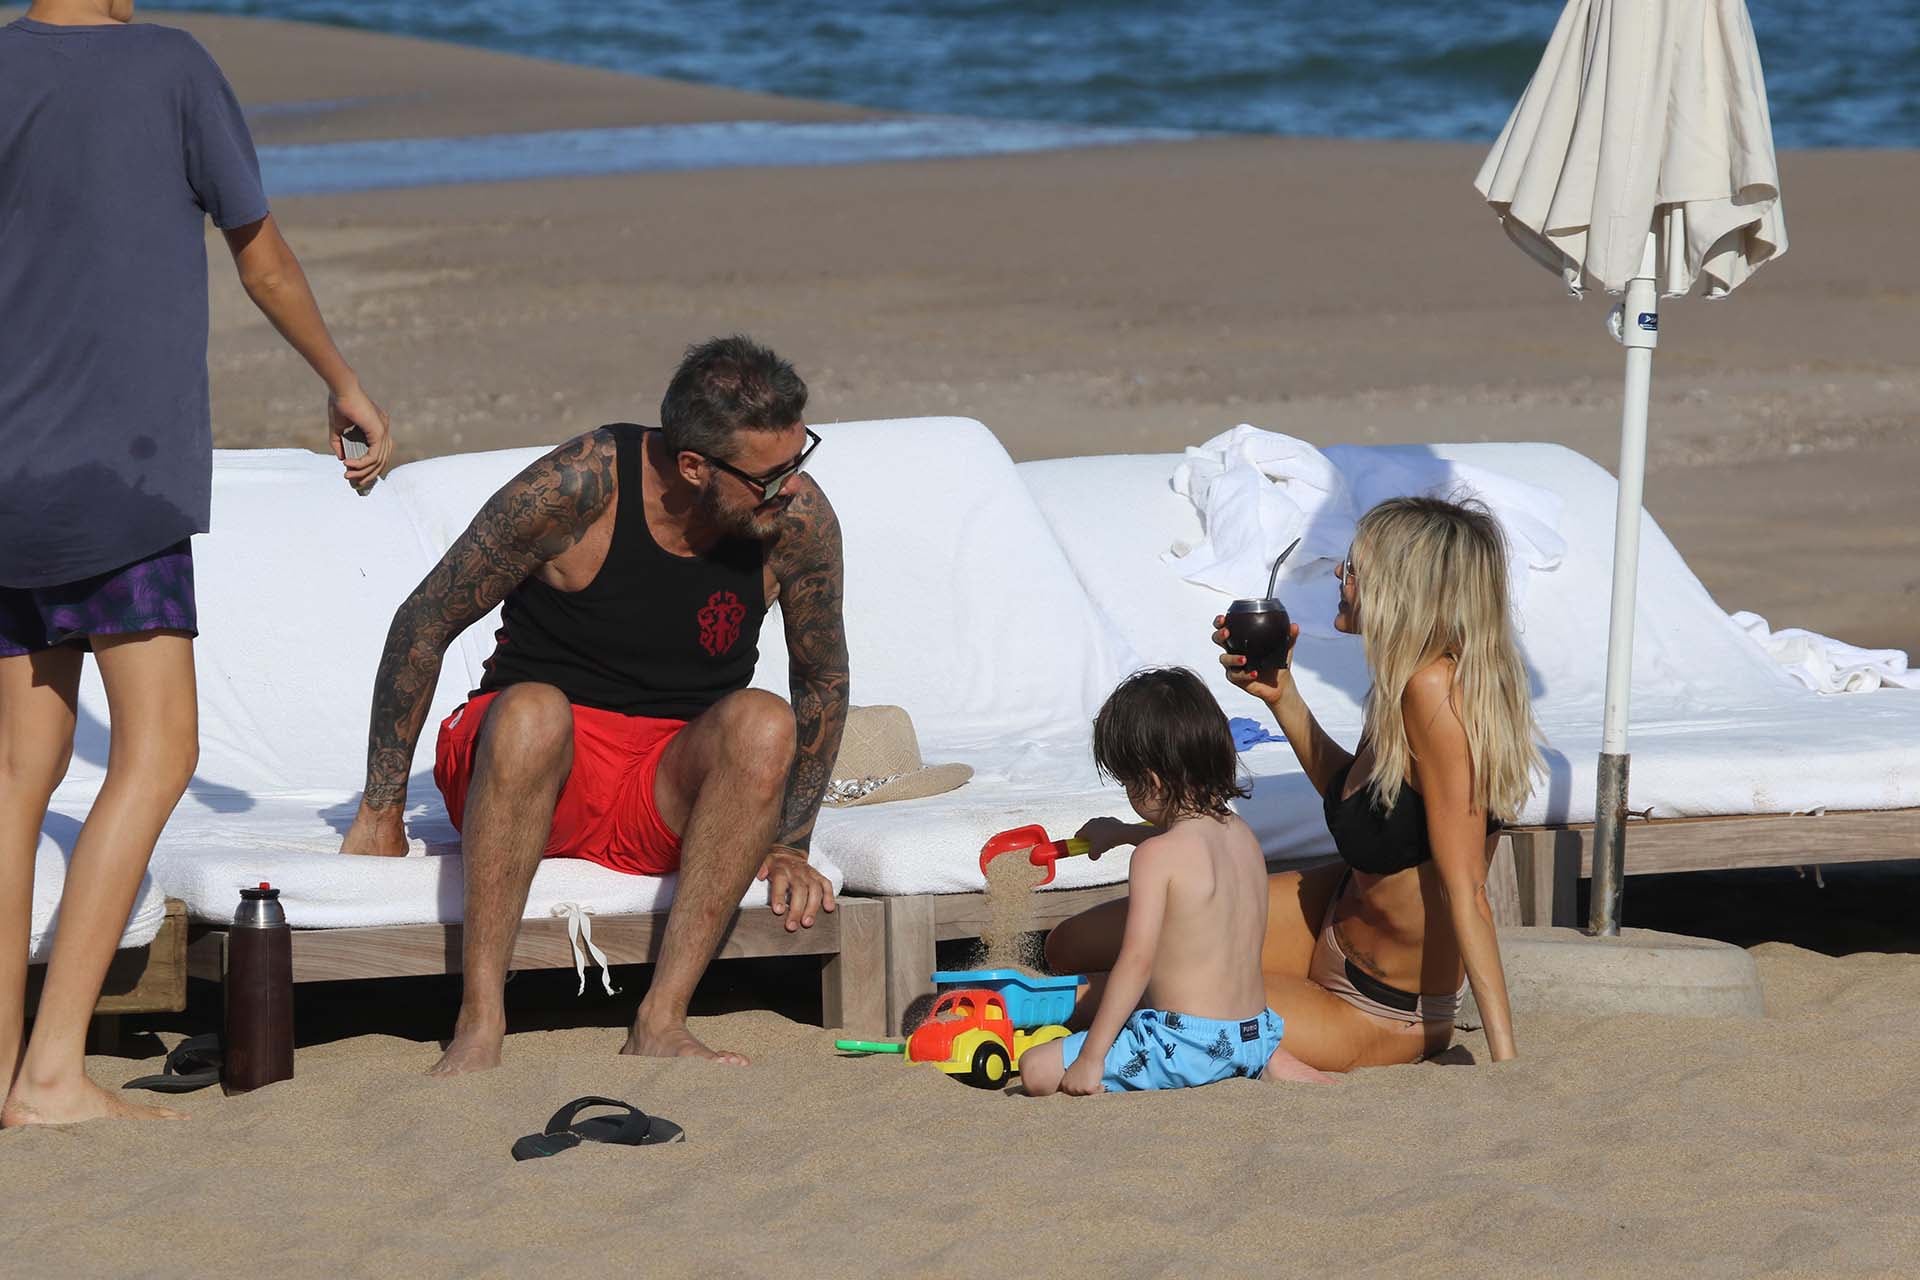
[1589,752,1630,936]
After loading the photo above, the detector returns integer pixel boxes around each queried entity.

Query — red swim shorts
[433,690,686,875]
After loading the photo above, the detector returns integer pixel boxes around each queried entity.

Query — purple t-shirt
[0,19,269,588]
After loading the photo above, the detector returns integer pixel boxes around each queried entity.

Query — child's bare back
[1020,667,1334,1095]
[1134,813,1270,1022]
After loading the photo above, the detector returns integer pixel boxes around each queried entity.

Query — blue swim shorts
[1059,1007,1284,1092]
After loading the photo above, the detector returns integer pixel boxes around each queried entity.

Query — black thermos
[223,883,294,1094]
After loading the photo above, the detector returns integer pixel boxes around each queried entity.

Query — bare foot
[620,1019,748,1066]
[427,1017,505,1077]
[1261,1046,1339,1084]
[339,811,409,858]
[2,1075,186,1127]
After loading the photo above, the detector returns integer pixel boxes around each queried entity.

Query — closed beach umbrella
[1474,0,1786,934]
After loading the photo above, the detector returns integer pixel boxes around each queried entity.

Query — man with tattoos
[338,336,849,1074]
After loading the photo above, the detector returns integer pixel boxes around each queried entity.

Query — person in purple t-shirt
[0,0,395,1127]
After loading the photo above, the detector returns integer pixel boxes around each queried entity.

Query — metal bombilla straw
[1265,536,1301,598]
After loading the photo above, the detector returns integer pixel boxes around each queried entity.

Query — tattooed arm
[340,430,617,856]
[767,476,850,853]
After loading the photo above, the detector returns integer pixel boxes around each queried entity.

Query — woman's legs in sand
[1262,975,1445,1073]
[2,631,197,1126]
[1249,864,1349,1081]
[0,647,82,1098]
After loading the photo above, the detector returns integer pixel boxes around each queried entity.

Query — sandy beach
[6,13,1920,1275]
[4,932,1919,1277]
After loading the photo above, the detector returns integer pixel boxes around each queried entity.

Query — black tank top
[475,425,768,719]
[1324,750,1500,876]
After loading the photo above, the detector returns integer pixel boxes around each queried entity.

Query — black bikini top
[1323,751,1499,876]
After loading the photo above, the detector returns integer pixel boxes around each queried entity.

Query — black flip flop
[511,1096,685,1161]
[123,1032,222,1094]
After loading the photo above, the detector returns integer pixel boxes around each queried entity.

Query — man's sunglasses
[697,428,823,503]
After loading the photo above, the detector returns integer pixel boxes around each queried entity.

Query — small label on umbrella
[1637,312,1658,331]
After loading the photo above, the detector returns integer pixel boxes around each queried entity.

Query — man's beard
[697,482,786,540]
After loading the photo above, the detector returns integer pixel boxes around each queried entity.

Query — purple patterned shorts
[0,540,198,657]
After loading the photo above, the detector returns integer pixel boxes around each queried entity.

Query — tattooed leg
[625,690,795,1065]
[429,684,574,1078]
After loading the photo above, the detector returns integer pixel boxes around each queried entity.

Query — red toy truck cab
[907,990,1014,1064]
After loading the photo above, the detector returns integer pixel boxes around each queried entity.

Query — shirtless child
[1022,668,1333,1095]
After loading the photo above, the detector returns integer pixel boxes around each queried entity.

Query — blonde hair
[1349,496,1542,823]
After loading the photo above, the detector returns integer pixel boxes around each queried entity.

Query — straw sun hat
[823,705,972,808]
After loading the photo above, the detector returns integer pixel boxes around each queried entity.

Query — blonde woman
[1050,496,1538,1075]
[1232,496,1540,1069]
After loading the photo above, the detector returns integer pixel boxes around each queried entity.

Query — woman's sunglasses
[697,428,823,503]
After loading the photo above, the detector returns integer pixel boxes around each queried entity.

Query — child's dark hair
[1092,667,1249,820]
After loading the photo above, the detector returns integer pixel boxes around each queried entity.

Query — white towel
[1165,427,1567,633]
[1166,426,1355,599]
[1731,612,1920,694]
[30,834,168,963]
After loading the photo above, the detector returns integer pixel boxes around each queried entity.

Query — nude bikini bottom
[1308,913,1464,1029]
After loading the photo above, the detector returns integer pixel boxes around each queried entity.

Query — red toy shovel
[978,823,1092,886]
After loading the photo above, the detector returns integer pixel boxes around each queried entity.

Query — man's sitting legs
[431,682,574,1077]
[626,688,795,1065]
[432,684,795,1073]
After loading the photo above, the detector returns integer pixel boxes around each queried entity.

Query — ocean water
[147,0,1916,149]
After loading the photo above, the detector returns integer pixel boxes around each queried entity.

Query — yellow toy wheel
[967,1041,1011,1089]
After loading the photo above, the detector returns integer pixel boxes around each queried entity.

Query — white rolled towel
[1166,426,1567,633]
[1731,612,1920,694]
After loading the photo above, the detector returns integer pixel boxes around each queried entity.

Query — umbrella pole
[1590,233,1661,937]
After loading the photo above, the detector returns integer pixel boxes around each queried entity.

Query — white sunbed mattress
[41,422,1132,921]
[1019,442,1920,836]
[810,731,1336,898]
[102,789,846,930]
[41,424,1920,928]
[30,830,169,964]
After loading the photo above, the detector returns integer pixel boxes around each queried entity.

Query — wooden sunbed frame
[183,896,889,1040]
[119,808,1911,1046]
[868,807,1920,1033]
[1498,807,1920,927]
[874,884,1129,1034]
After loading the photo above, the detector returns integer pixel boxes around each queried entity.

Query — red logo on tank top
[697,590,748,656]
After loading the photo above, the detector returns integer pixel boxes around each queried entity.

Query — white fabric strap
[550,902,618,997]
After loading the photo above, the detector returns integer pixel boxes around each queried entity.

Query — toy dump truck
[836,986,1070,1089]
[930,968,1080,1029]
[908,989,1069,1088]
